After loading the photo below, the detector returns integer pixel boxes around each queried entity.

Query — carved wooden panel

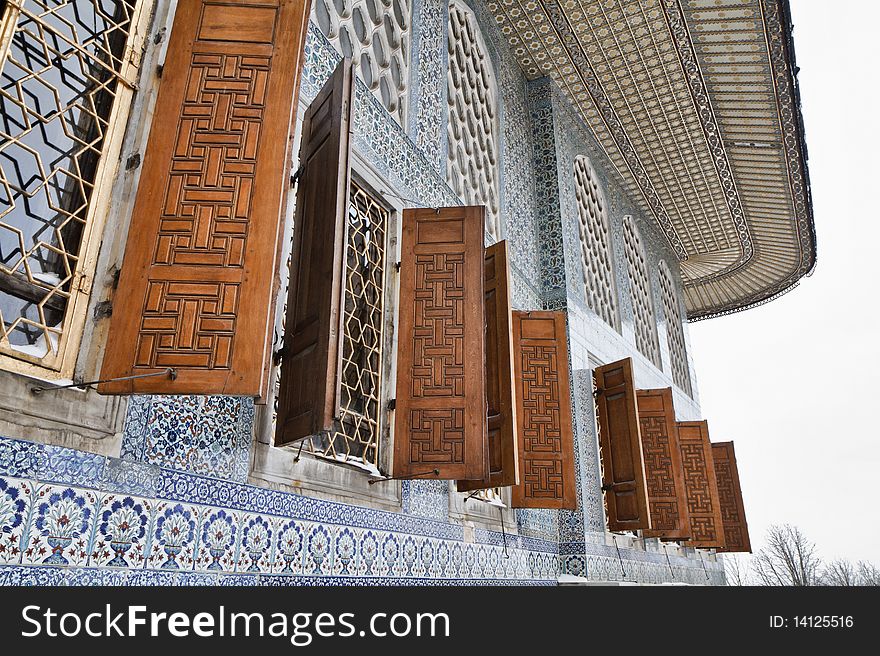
[594,358,651,531]
[100,0,311,396]
[510,311,577,509]
[637,388,690,539]
[276,59,354,445]
[459,240,519,492]
[393,206,487,480]
[677,421,726,548]
[712,441,752,553]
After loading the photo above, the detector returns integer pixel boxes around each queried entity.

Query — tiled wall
[0,436,558,585]
[0,0,723,586]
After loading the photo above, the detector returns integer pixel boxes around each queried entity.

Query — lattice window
[0,0,146,375]
[314,0,410,126]
[658,260,692,396]
[273,181,389,470]
[621,215,661,367]
[574,155,617,329]
[446,0,500,240]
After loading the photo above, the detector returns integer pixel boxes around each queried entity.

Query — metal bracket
[31,368,177,395]
[368,469,440,485]
[290,165,305,187]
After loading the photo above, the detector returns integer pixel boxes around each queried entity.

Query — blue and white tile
[304,522,334,576]
[39,446,106,488]
[91,494,152,569]
[146,500,200,571]
[0,476,28,565]
[0,437,46,479]
[22,483,97,567]
[195,506,240,573]
[400,535,421,577]
[100,458,159,498]
[331,526,360,576]
[271,517,306,575]
[379,532,401,577]
[128,569,218,586]
[236,513,273,574]
[65,567,133,586]
[358,530,381,577]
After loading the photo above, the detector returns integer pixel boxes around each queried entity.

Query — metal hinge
[127,44,142,68]
[76,273,92,296]
[387,398,396,411]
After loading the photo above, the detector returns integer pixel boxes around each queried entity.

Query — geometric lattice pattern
[136,281,237,369]
[641,416,676,498]
[520,345,564,499]
[311,183,388,468]
[622,215,661,367]
[658,261,691,395]
[573,155,617,329]
[680,442,715,541]
[409,408,465,464]
[411,252,464,398]
[446,0,500,239]
[0,0,139,364]
[134,51,270,370]
[713,457,745,547]
[154,54,269,267]
[313,0,410,125]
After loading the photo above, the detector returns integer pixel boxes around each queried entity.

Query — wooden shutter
[99,0,310,396]
[275,60,354,445]
[392,206,487,480]
[594,358,651,531]
[637,388,690,539]
[677,421,726,548]
[510,311,577,509]
[712,441,752,552]
[458,241,519,492]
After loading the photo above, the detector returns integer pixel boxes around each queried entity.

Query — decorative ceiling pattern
[487,0,814,318]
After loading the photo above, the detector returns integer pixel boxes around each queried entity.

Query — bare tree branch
[822,559,857,586]
[751,524,822,586]
[722,553,753,586]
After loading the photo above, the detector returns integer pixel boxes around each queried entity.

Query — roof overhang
[488,0,815,319]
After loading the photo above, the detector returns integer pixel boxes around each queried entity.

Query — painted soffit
[487,0,815,319]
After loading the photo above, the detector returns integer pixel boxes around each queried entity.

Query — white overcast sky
[688,0,880,564]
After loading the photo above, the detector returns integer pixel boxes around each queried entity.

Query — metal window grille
[0,0,147,375]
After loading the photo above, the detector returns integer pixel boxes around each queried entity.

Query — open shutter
[510,311,577,509]
[392,206,487,480]
[275,60,354,445]
[594,358,651,531]
[99,0,310,396]
[637,388,690,539]
[458,241,519,492]
[677,421,726,548]
[712,441,752,552]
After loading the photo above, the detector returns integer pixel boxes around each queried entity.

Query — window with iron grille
[658,260,692,396]
[273,180,389,470]
[622,215,661,367]
[0,0,147,376]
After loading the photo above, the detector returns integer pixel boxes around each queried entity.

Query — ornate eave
[488,0,815,319]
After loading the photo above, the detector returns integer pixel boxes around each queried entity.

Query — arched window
[622,215,661,367]
[446,0,500,240]
[658,261,692,395]
[574,155,617,329]
[314,0,411,125]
